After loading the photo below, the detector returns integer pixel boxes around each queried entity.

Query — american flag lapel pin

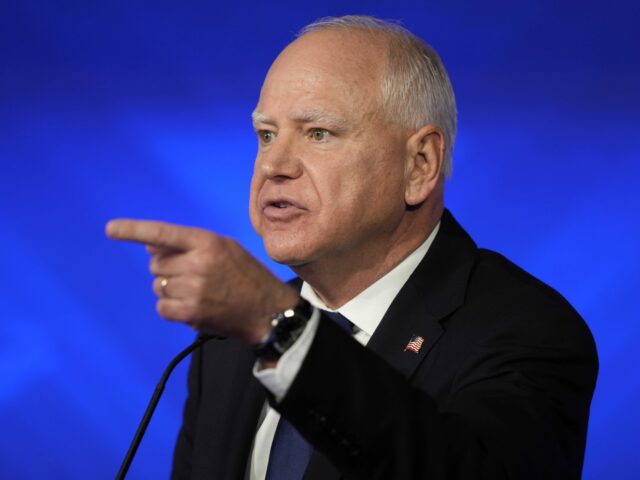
[404,335,425,354]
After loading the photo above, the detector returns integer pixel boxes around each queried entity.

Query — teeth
[275,202,288,208]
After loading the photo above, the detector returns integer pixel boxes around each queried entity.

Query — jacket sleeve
[274,309,598,480]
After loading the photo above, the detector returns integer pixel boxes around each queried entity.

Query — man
[107,16,597,479]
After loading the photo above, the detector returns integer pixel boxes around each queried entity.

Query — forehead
[256,30,388,122]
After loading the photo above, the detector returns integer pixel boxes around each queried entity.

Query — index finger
[106,219,205,250]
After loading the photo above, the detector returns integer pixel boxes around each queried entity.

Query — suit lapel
[367,210,477,380]
[302,212,477,480]
[301,211,477,480]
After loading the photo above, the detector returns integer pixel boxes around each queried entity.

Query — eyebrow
[251,111,273,127]
[252,109,350,132]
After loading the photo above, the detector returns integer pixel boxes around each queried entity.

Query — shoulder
[470,248,574,310]
[460,248,597,359]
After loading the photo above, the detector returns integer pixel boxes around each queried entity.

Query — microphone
[115,334,220,479]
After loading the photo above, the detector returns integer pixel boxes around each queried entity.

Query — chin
[262,234,315,266]
[264,245,307,266]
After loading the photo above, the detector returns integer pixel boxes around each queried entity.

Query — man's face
[249,30,410,268]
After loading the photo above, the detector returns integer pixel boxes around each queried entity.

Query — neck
[292,204,442,309]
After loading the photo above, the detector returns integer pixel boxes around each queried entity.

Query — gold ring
[159,277,169,297]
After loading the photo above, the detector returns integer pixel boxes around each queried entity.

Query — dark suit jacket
[171,210,598,479]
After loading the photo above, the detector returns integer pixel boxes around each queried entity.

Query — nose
[257,133,303,181]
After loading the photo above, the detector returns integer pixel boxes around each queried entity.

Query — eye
[309,128,330,142]
[258,130,276,144]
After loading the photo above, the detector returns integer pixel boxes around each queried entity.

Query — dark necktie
[265,310,354,480]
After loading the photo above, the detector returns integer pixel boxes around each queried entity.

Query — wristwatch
[254,297,314,362]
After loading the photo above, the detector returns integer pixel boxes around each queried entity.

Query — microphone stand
[115,334,218,479]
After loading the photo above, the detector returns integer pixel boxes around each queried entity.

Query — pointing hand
[106,219,298,345]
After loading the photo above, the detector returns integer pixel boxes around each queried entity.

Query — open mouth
[273,201,292,208]
[261,197,306,219]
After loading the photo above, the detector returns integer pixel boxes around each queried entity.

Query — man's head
[249,16,456,286]
[298,16,457,177]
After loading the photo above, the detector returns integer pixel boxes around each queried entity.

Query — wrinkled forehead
[257,30,388,116]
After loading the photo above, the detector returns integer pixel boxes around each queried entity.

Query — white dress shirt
[249,223,440,480]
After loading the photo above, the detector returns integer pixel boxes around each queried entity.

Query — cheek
[248,173,263,232]
[348,152,404,196]
[344,159,406,221]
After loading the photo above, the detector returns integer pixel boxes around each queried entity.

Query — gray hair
[298,16,457,178]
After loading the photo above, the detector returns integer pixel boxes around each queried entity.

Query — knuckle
[194,250,216,272]
[191,277,208,299]
[149,256,160,274]
[217,235,234,251]
[187,250,206,269]
[157,300,192,323]
[201,238,218,256]
[203,232,224,251]
[181,303,201,324]
[153,223,167,245]
[156,300,170,318]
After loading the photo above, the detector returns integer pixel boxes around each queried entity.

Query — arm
[275,307,597,480]
[106,218,597,479]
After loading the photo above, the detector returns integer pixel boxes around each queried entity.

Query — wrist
[246,285,300,345]
[254,297,314,362]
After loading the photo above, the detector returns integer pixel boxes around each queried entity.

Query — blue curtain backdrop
[1,1,638,478]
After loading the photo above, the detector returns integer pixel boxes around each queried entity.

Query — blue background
[1,1,638,478]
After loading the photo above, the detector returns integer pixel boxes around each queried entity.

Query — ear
[403,124,445,206]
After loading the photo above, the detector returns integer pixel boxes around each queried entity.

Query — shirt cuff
[253,307,320,402]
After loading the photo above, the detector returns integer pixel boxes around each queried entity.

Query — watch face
[255,299,313,361]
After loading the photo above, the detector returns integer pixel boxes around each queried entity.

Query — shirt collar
[301,221,440,337]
